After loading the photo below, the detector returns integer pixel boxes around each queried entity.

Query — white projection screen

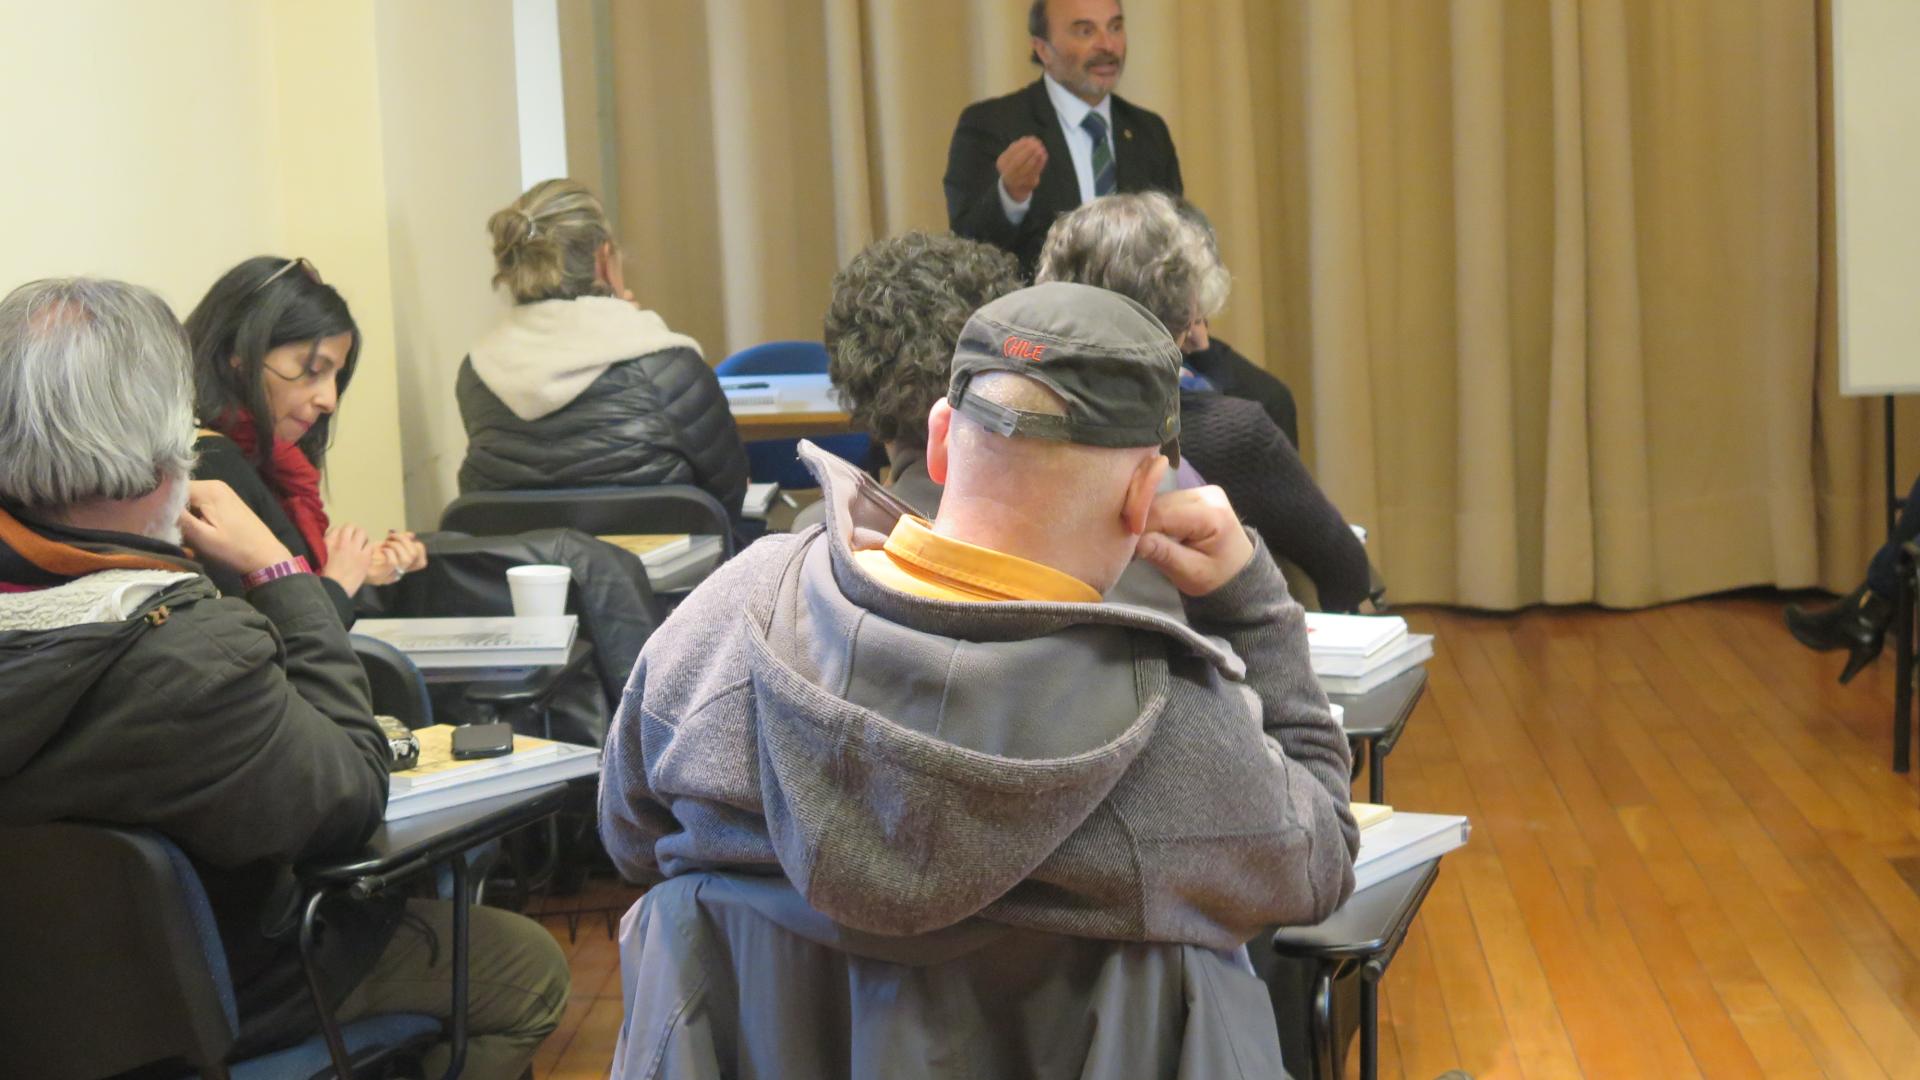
[1833,0,1920,396]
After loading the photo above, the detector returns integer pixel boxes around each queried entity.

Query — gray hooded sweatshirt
[599,444,1358,950]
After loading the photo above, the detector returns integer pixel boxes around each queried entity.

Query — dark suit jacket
[944,78,1183,277]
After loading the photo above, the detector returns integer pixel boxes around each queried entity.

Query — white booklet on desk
[386,724,600,821]
[1316,634,1434,693]
[1353,810,1469,894]
[352,616,576,670]
[1305,612,1408,658]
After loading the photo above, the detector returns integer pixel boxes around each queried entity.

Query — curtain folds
[570,0,1885,609]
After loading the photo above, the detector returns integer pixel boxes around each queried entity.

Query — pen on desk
[725,382,771,390]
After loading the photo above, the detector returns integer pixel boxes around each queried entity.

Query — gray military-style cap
[947,281,1182,459]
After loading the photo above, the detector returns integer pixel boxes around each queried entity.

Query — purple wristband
[242,555,313,591]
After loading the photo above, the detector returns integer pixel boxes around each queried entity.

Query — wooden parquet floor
[527,594,1920,1079]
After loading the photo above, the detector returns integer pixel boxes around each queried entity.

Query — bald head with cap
[922,283,1180,594]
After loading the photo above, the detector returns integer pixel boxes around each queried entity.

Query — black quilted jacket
[456,348,750,517]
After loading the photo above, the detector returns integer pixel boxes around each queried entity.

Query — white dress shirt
[998,74,1117,224]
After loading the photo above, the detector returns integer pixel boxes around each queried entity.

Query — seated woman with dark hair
[186,256,425,625]
[1036,192,1373,612]
[457,178,749,517]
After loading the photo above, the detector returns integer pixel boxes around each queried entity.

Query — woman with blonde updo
[457,178,748,515]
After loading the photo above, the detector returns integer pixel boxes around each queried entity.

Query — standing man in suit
[944,0,1184,278]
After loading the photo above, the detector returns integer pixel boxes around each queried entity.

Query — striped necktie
[1081,112,1117,197]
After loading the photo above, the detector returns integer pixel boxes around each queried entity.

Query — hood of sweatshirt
[732,442,1253,935]
[467,296,704,422]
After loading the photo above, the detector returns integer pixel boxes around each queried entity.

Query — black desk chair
[0,822,436,1080]
[352,633,433,729]
[440,484,737,559]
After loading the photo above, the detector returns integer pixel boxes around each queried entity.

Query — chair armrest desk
[1271,858,1441,1080]
[297,782,570,1080]
[1331,667,1427,804]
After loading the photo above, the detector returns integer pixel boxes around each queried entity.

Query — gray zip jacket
[599,444,1358,949]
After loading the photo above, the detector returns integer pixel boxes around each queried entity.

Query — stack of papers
[1305,612,1433,695]
[386,724,600,821]
[599,534,726,592]
[719,373,839,414]
[1352,809,1470,893]
[353,616,577,670]
[742,482,779,520]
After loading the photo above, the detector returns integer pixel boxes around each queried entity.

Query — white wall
[0,4,279,313]
[269,1,408,534]
[373,1,525,524]
[514,0,572,190]
[0,1,408,532]
[1833,0,1920,395]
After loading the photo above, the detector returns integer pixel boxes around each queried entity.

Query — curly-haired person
[793,233,1023,527]
[825,232,1025,503]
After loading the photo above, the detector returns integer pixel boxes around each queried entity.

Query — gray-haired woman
[1037,191,1373,611]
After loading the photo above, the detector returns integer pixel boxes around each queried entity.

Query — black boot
[1785,585,1894,684]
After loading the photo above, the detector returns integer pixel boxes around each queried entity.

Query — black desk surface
[1331,667,1428,742]
[1270,857,1440,958]
[300,782,570,886]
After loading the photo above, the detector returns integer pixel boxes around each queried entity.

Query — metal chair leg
[297,889,357,1078]
[441,858,471,1080]
[1359,971,1381,1080]
[1896,548,1915,772]
[1309,962,1340,1080]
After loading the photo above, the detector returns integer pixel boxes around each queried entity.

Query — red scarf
[219,413,331,570]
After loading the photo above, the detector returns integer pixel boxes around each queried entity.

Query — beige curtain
[563,0,1893,609]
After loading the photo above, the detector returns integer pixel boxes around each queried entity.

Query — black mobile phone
[451,722,515,760]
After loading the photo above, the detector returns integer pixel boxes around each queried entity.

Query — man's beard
[1071,53,1123,95]
[144,469,191,547]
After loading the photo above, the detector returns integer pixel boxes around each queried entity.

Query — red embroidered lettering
[1001,336,1047,361]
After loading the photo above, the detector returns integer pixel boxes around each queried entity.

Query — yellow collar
[854,515,1100,604]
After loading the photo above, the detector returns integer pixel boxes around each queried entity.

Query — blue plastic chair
[717,340,871,488]
[0,822,438,1079]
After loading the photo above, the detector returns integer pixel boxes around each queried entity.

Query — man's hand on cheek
[1135,486,1254,597]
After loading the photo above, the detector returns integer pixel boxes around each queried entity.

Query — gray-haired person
[602,283,1356,1075]
[1037,191,1374,611]
[0,278,566,1076]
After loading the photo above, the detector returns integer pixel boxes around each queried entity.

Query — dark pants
[1867,473,1920,599]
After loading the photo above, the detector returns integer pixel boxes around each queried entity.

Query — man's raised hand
[996,136,1049,203]
[1136,486,1255,597]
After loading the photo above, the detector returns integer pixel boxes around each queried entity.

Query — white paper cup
[507,564,571,618]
